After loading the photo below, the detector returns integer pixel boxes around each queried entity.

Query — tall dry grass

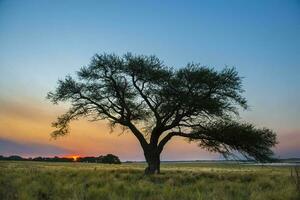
[0,161,298,200]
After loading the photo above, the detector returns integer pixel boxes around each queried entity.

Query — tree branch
[131,76,161,122]
[158,131,206,153]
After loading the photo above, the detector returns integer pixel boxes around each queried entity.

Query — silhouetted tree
[0,155,121,163]
[101,154,121,164]
[47,53,277,174]
[8,155,24,161]
[74,155,120,163]
[32,157,43,161]
[77,156,96,163]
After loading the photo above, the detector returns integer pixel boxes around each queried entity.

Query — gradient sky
[0,0,299,161]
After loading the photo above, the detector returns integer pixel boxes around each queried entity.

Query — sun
[66,155,80,161]
[72,156,79,161]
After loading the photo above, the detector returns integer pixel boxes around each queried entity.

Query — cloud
[0,96,299,160]
[0,97,61,122]
[0,137,72,157]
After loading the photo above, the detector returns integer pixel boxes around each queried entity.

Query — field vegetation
[0,161,298,200]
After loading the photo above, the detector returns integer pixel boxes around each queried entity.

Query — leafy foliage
[48,53,276,163]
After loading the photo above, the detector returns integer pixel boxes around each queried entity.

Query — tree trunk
[144,147,160,175]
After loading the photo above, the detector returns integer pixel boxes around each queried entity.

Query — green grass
[0,161,298,200]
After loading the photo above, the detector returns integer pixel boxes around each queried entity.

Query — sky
[0,0,299,161]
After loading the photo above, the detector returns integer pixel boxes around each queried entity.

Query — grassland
[0,161,298,200]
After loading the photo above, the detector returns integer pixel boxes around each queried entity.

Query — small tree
[47,53,277,174]
[101,154,121,164]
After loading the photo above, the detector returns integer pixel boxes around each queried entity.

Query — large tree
[47,53,277,174]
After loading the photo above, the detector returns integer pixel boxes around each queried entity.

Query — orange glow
[72,155,80,161]
[0,98,225,160]
[65,155,80,161]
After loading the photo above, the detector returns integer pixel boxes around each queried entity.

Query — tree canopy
[48,53,277,174]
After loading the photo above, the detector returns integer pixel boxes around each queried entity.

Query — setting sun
[65,155,80,162]
[72,156,79,161]
[0,0,299,199]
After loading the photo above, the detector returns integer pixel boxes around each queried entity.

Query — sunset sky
[0,0,299,161]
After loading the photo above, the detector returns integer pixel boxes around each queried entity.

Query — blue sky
[0,0,299,159]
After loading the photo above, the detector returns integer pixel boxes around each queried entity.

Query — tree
[47,53,277,174]
[76,154,121,164]
[101,154,121,164]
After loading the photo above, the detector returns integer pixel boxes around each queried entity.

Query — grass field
[0,161,298,200]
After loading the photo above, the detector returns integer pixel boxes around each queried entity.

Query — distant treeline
[0,154,121,164]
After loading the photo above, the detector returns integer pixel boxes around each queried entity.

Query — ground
[0,161,298,200]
